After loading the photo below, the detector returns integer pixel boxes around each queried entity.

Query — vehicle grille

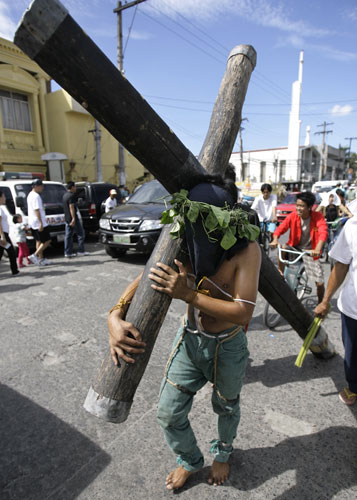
[110,217,141,232]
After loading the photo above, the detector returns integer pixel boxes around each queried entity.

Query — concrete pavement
[0,241,356,499]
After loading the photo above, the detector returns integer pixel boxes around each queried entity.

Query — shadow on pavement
[0,384,111,500]
[229,426,357,498]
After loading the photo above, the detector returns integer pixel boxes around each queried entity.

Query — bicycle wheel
[263,302,281,328]
[263,232,270,257]
[295,265,308,300]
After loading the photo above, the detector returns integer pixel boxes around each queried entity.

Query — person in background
[119,185,129,200]
[270,191,327,304]
[0,190,19,276]
[13,214,31,268]
[346,182,356,202]
[335,189,353,218]
[104,189,119,213]
[251,183,277,236]
[314,215,357,406]
[27,179,52,266]
[63,181,88,258]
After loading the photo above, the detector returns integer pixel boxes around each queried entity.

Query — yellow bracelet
[108,298,131,315]
[185,290,197,304]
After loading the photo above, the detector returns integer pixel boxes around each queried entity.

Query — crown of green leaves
[160,189,260,250]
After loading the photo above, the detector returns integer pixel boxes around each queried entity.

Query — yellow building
[0,37,50,176]
[0,37,151,190]
[44,88,152,190]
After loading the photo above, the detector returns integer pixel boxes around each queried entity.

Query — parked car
[0,173,67,249]
[99,179,169,257]
[75,182,122,233]
[276,192,318,223]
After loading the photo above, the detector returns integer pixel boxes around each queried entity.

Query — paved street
[0,240,356,499]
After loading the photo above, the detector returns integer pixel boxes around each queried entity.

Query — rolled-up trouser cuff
[177,455,204,472]
[209,440,233,463]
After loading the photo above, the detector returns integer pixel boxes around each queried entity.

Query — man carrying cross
[108,174,261,489]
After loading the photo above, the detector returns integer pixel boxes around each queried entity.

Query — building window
[279,160,286,181]
[242,162,249,180]
[260,162,266,182]
[0,90,32,131]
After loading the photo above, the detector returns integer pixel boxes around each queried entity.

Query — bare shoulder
[232,241,261,267]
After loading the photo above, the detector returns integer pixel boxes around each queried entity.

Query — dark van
[75,182,122,233]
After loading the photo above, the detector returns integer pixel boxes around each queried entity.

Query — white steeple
[287,51,303,177]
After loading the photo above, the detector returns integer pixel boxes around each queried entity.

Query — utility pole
[88,120,102,181]
[114,0,147,187]
[344,136,357,176]
[314,121,333,180]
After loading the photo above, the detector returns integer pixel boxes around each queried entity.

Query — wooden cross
[15,0,335,423]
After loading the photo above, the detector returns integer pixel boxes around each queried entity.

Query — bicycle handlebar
[277,245,311,264]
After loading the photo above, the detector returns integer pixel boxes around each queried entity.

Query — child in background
[13,214,31,268]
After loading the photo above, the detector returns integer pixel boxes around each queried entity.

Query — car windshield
[281,193,297,204]
[127,180,168,204]
[15,183,67,215]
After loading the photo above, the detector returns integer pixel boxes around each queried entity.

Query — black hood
[185,183,248,284]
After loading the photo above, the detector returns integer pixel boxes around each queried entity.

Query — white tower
[287,51,303,179]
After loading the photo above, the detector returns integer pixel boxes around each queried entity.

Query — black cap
[32,178,43,186]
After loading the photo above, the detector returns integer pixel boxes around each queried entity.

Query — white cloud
[278,35,357,62]
[329,104,353,116]
[144,0,332,38]
[346,7,357,22]
[0,1,18,40]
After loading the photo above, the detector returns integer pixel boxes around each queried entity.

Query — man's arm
[34,208,43,231]
[0,213,6,246]
[149,242,262,326]
[311,212,328,257]
[69,203,76,227]
[108,271,145,364]
[314,261,349,317]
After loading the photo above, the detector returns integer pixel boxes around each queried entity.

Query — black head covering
[185,183,248,284]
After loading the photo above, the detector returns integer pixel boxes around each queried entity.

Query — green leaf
[245,224,260,241]
[205,209,219,231]
[170,220,181,239]
[160,210,173,224]
[211,205,228,227]
[220,227,237,250]
[186,203,200,223]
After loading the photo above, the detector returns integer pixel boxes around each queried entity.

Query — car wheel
[105,245,127,258]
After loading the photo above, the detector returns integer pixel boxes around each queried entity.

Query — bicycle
[263,246,312,328]
[259,220,275,257]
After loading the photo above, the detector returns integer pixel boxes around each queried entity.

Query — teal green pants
[157,321,249,472]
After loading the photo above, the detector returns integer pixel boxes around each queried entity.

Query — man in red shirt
[270,191,328,303]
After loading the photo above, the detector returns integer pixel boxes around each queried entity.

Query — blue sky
[2,0,357,156]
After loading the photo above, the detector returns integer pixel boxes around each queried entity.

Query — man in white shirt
[315,215,357,405]
[27,179,52,266]
[251,183,277,234]
[105,189,118,213]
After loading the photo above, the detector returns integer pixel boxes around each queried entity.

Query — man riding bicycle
[251,183,277,235]
[270,191,328,304]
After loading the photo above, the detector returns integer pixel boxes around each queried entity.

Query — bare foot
[165,465,192,490]
[208,460,229,486]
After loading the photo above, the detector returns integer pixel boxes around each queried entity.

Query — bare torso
[186,251,243,333]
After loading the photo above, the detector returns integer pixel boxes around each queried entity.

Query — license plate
[113,234,131,244]
[57,234,65,242]
[46,215,65,225]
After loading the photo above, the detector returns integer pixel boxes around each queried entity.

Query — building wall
[45,89,152,190]
[0,37,50,176]
[0,37,152,190]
